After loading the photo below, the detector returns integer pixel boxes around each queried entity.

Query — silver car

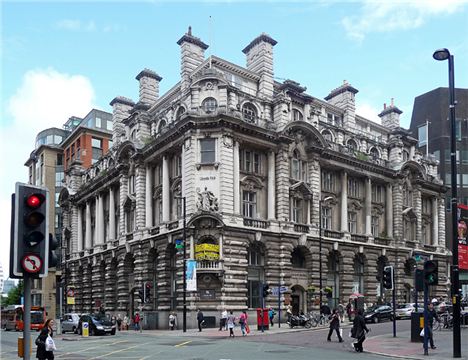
[61,313,80,333]
[395,303,415,319]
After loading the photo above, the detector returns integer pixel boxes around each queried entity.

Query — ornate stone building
[60,29,450,329]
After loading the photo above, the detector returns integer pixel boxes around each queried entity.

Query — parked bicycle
[308,312,330,327]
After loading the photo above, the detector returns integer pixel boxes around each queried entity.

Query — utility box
[410,311,424,342]
[256,308,269,330]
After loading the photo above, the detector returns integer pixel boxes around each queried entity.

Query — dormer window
[293,109,303,122]
[242,103,257,123]
[202,97,217,113]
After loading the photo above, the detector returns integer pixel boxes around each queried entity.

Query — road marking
[90,341,153,359]
[55,340,129,358]
[174,340,192,347]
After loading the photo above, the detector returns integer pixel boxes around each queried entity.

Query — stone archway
[291,285,307,315]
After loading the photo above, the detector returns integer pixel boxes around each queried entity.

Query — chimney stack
[378,99,402,130]
[136,69,162,105]
[325,81,359,128]
[242,33,277,99]
[109,96,135,145]
[177,26,209,91]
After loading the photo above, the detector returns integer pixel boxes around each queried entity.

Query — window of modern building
[456,119,462,141]
[418,124,427,146]
[202,97,217,113]
[106,120,113,131]
[242,103,257,123]
[242,191,257,218]
[321,171,336,192]
[200,138,216,164]
[348,211,357,233]
[55,135,63,144]
[462,150,468,165]
[292,109,303,122]
[55,172,64,187]
[92,137,103,164]
[108,139,113,148]
[96,117,102,128]
[433,150,440,162]
[348,177,360,198]
[56,154,63,166]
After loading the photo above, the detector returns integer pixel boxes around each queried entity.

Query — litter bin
[256,308,269,330]
[410,310,424,342]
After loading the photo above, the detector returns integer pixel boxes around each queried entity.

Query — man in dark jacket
[352,308,369,352]
[327,308,343,342]
[197,309,204,332]
[427,302,439,349]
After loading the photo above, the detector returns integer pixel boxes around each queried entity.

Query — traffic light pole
[392,286,396,338]
[423,283,429,356]
[182,196,187,333]
[24,275,32,360]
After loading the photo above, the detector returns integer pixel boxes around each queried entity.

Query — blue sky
[1,0,468,279]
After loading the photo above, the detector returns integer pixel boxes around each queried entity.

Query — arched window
[242,103,257,123]
[369,147,380,160]
[202,97,217,113]
[292,109,303,121]
[403,150,410,162]
[176,107,186,120]
[291,247,306,268]
[353,255,365,294]
[157,120,166,134]
[347,139,358,152]
[247,243,264,309]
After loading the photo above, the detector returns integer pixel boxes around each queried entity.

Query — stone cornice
[135,68,162,81]
[177,33,209,50]
[325,84,359,100]
[242,33,277,54]
[109,96,135,107]
[378,105,403,117]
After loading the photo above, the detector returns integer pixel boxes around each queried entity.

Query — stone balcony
[196,260,224,273]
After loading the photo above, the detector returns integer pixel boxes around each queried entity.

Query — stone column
[414,187,422,244]
[190,235,195,259]
[268,151,276,220]
[219,233,224,260]
[306,198,311,225]
[146,165,153,228]
[438,198,446,248]
[94,197,99,245]
[233,141,240,214]
[85,202,91,249]
[340,171,348,232]
[386,184,393,238]
[109,187,116,241]
[77,206,83,252]
[365,178,372,235]
[119,176,128,235]
[432,198,438,246]
[98,194,104,245]
[162,156,170,223]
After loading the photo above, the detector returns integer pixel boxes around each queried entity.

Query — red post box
[256,308,270,330]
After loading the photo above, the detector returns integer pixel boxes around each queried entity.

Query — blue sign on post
[271,286,288,296]
[175,239,184,250]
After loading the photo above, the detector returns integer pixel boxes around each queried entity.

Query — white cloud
[342,0,465,42]
[356,102,381,123]
[0,68,95,278]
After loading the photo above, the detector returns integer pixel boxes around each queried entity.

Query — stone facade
[60,30,450,329]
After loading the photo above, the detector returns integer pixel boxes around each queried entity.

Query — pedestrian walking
[327,308,343,342]
[197,309,204,332]
[133,312,141,332]
[43,319,55,337]
[346,301,352,322]
[169,312,177,330]
[227,310,236,337]
[123,314,129,330]
[338,303,345,323]
[219,309,228,331]
[239,310,248,336]
[35,325,55,360]
[268,307,276,327]
[426,302,439,349]
[116,314,122,331]
[286,304,292,324]
[351,309,369,352]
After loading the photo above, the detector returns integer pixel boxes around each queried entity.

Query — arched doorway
[291,285,306,315]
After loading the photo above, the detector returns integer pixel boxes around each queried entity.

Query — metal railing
[243,218,270,229]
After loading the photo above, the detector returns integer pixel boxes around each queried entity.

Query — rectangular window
[106,120,113,131]
[371,184,384,203]
[322,171,335,192]
[371,216,380,237]
[200,138,216,164]
[92,137,103,163]
[433,150,440,162]
[348,178,360,198]
[418,124,427,146]
[174,155,182,177]
[456,119,461,141]
[292,198,303,223]
[56,154,63,166]
[321,207,332,230]
[242,191,257,218]
[129,175,135,195]
[245,151,252,172]
[291,158,300,180]
[247,280,261,309]
[92,138,102,149]
[55,172,64,187]
[96,117,101,128]
[462,150,468,165]
[348,211,357,233]
[241,150,262,174]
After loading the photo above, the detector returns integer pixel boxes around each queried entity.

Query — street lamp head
[433,48,450,61]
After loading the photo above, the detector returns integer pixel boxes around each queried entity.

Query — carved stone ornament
[222,135,233,148]
[196,187,219,212]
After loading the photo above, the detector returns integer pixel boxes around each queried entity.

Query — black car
[364,305,393,323]
[77,314,116,336]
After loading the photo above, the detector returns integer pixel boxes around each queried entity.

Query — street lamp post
[433,48,461,358]
[319,196,333,313]
[182,196,187,333]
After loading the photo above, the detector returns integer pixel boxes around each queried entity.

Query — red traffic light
[26,194,45,209]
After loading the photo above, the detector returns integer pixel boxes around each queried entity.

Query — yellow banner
[195,243,220,261]
[195,244,219,252]
[67,297,75,305]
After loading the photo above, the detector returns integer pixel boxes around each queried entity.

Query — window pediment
[123,195,136,210]
[240,175,263,190]
[348,199,363,211]
[289,181,313,198]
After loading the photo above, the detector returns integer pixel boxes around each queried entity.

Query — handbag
[45,335,56,351]
[246,324,250,334]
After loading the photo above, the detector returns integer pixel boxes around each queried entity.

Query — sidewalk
[364,328,468,360]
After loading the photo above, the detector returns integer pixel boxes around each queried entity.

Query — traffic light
[138,285,145,303]
[424,260,438,286]
[11,183,49,278]
[145,282,152,303]
[48,234,59,268]
[383,265,394,290]
[262,283,271,298]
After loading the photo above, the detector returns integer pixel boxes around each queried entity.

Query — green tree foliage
[2,281,24,306]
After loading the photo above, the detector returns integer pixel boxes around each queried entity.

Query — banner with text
[186,260,197,291]
[458,204,468,270]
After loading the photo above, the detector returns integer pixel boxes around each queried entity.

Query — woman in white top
[226,311,236,337]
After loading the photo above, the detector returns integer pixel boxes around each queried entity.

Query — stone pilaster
[145,166,153,228]
[432,197,438,246]
[386,184,393,238]
[109,187,116,241]
[233,141,240,215]
[104,259,118,312]
[117,257,129,312]
[267,151,276,220]
[162,156,170,222]
[76,206,83,252]
[82,264,93,313]
[135,164,146,229]
[365,178,372,235]
[220,135,234,214]
[275,146,290,222]
[119,176,128,235]
[341,171,348,232]
[438,198,446,248]
[85,202,91,249]
[393,183,403,242]
[414,187,422,245]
